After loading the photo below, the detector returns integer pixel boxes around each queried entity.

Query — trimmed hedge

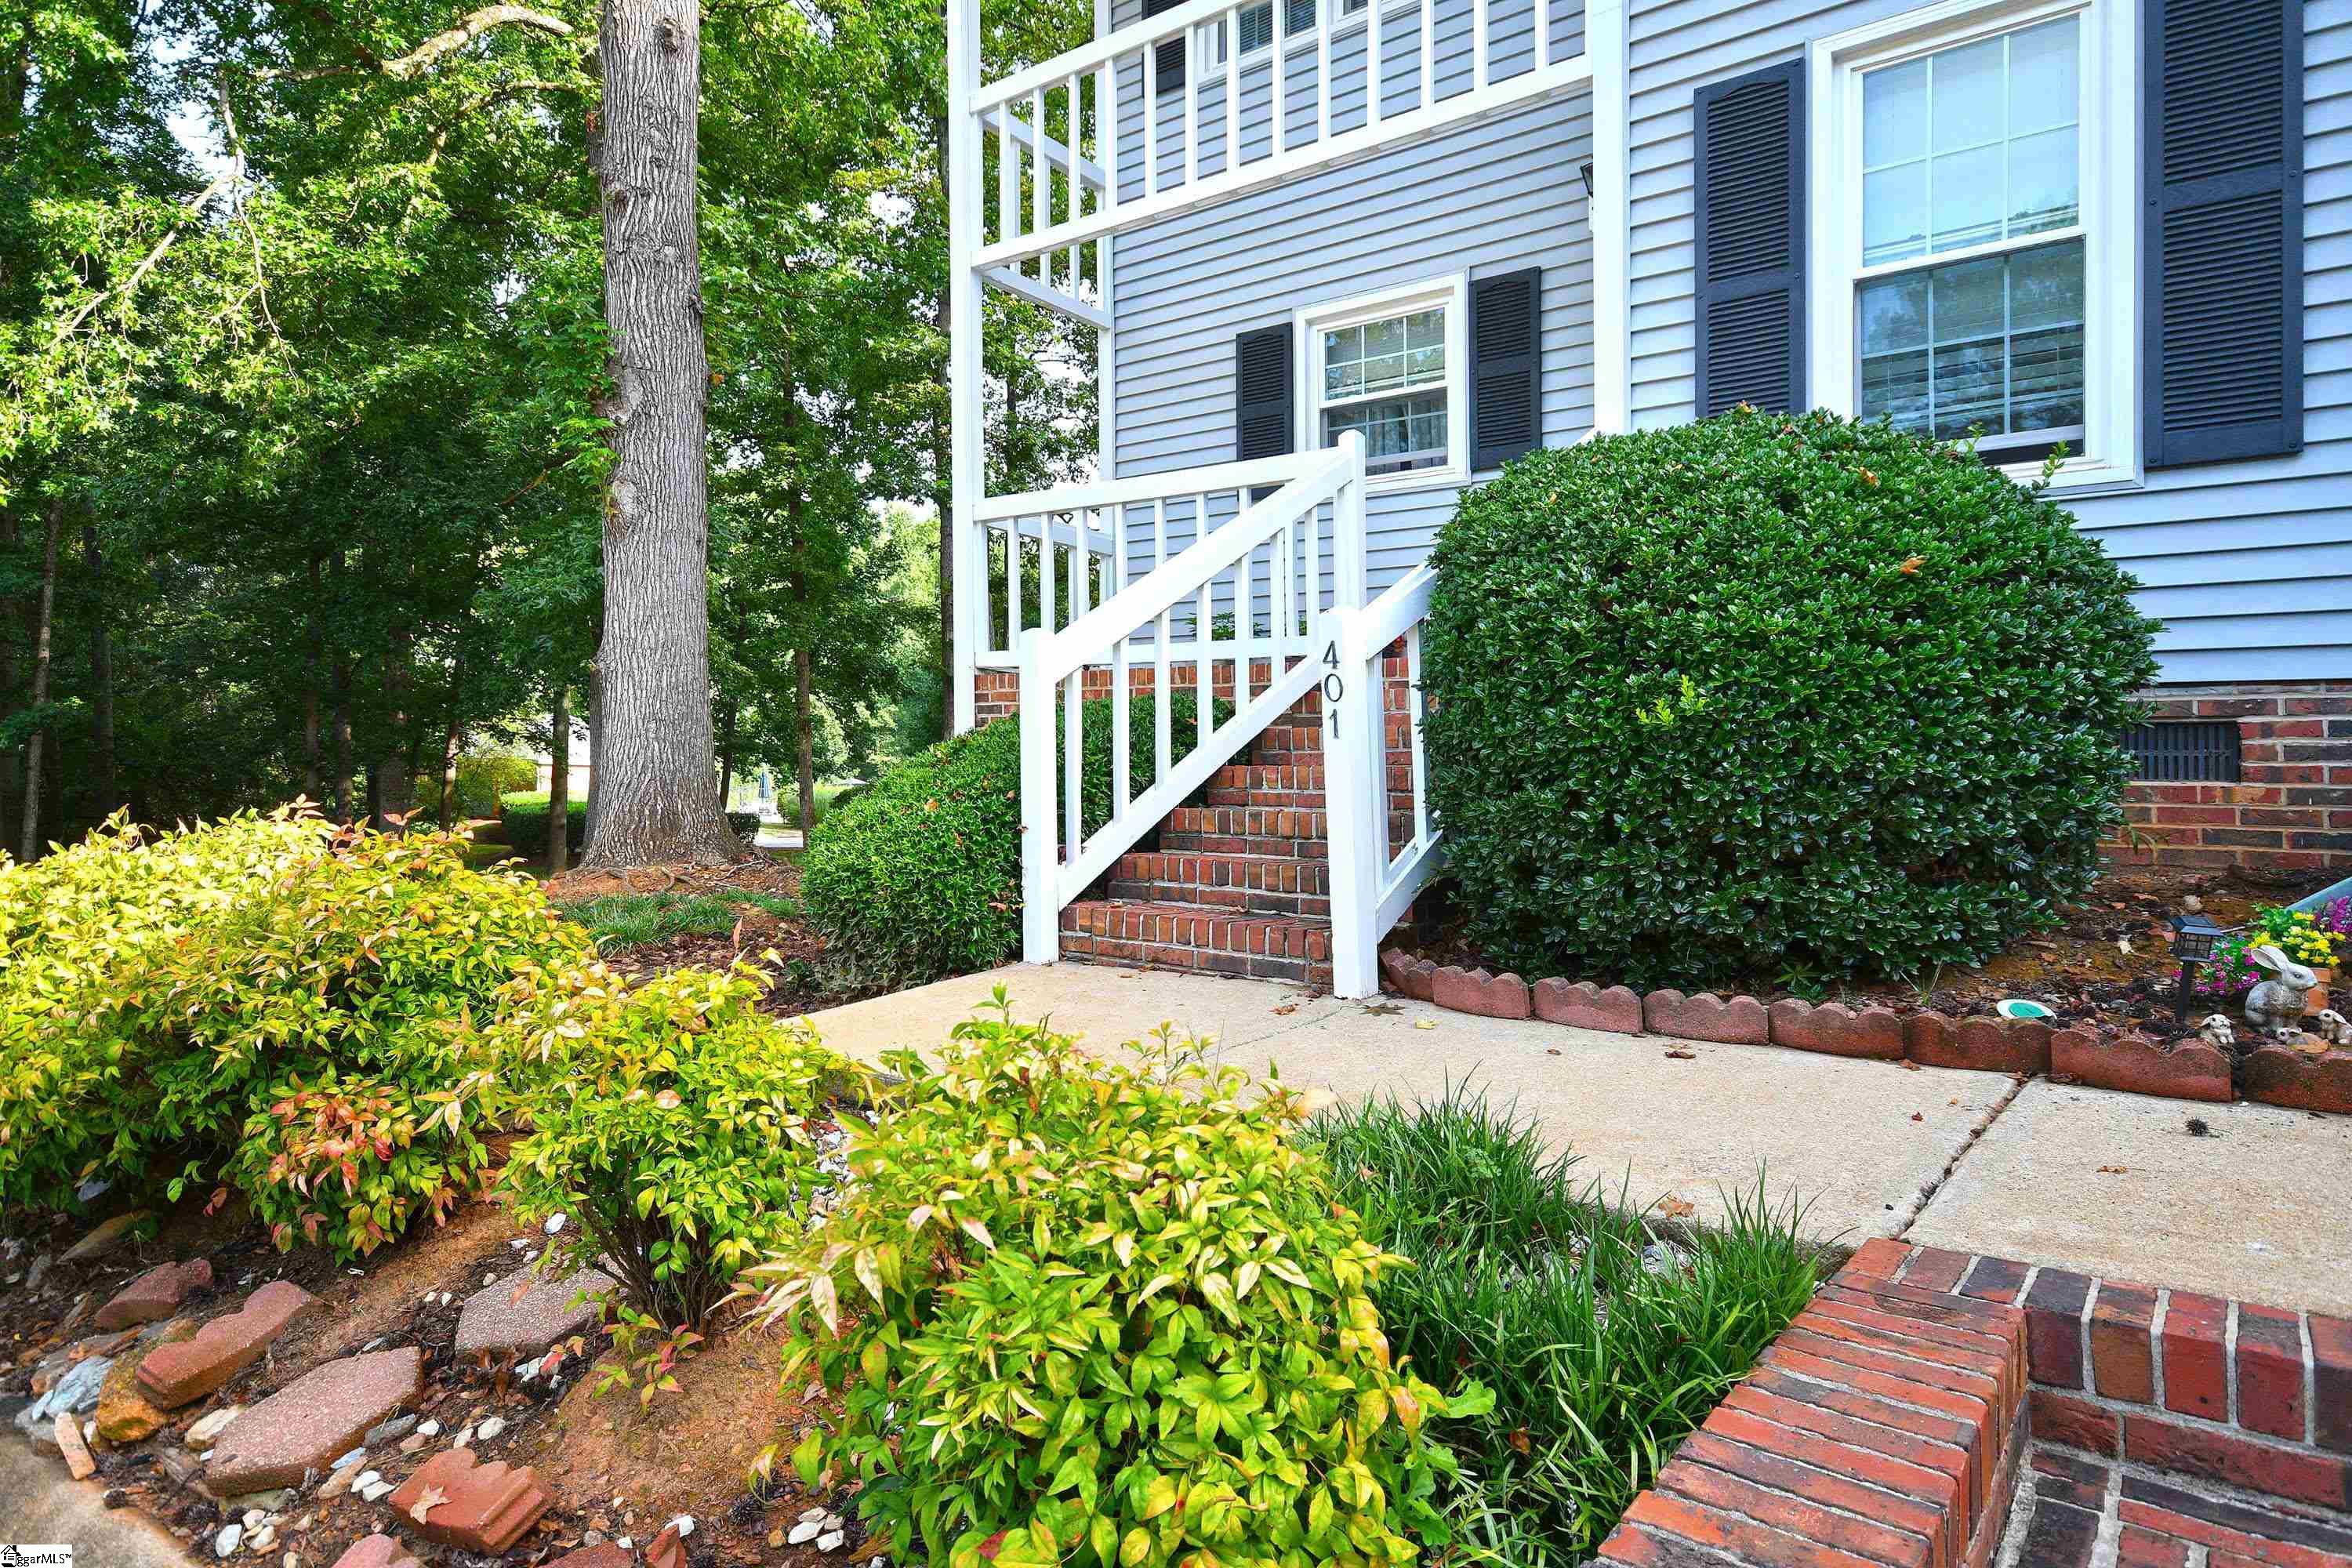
[1422,408,2159,987]
[802,690,1228,984]
[499,793,586,859]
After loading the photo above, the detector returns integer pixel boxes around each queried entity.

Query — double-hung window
[1810,0,2138,487]
[1297,275,1469,485]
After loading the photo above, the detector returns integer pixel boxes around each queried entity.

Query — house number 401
[1322,641,1344,731]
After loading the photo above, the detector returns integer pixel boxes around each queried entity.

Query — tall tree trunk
[17,495,60,860]
[302,552,324,803]
[0,506,21,819]
[547,683,572,875]
[584,659,604,856]
[437,657,465,826]
[331,654,354,823]
[377,624,415,827]
[794,644,815,833]
[82,517,115,818]
[583,0,735,868]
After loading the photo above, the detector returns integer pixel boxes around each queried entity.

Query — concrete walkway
[2,1425,188,1567]
[804,964,2352,1316]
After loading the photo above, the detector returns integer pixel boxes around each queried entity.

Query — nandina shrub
[494,960,859,1329]
[802,691,1229,985]
[750,993,1491,1568]
[1422,408,2159,986]
[0,808,592,1258]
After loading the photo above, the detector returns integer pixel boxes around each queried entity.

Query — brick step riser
[1109,851,1333,895]
[1058,927,1332,987]
[1105,880,1332,918]
[1157,833,1328,860]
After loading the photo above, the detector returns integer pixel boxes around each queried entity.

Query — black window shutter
[2144,0,2303,467]
[1470,267,1541,470]
[1693,60,1805,419]
[1144,0,1186,95]
[1236,324,1293,462]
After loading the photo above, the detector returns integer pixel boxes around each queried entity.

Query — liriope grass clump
[1307,1085,1819,1566]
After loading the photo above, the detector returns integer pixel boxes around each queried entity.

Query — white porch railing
[1012,434,1366,962]
[994,434,1447,999]
[1319,561,1443,997]
[971,0,1592,278]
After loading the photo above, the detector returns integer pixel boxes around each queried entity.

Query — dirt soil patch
[3,1151,867,1568]
[546,856,802,906]
[1402,861,2332,1042]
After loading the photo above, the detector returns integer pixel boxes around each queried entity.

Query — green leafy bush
[499,792,587,859]
[0,809,592,1258]
[1424,408,2160,985]
[436,753,537,818]
[753,995,1490,1568]
[728,809,761,842]
[496,962,857,1327]
[1308,1090,1817,1564]
[802,692,1228,985]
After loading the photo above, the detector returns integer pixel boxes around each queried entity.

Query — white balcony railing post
[1320,433,1384,999]
[1018,627,1062,963]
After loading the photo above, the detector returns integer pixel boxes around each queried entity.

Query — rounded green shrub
[498,791,586,859]
[1423,408,2159,987]
[802,691,1227,985]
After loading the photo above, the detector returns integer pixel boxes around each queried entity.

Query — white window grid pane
[1856,238,2085,441]
[1860,17,2080,266]
[1322,307,1447,408]
[1325,391,1449,473]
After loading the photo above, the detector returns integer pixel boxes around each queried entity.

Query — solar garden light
[2169,912,2227,1024]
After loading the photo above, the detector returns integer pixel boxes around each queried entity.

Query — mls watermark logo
[1,1548,77,1567]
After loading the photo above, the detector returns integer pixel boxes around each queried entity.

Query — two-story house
[941,0,2343,997]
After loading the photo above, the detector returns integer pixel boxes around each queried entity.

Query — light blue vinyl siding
[1625,0,2352,683]
[1109,88,1595,596]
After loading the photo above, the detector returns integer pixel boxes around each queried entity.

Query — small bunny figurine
[2244,945,2320,1041]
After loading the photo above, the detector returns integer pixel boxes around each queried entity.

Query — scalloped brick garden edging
[1589,1239,2352,1568]
[1377,951,2343,1112]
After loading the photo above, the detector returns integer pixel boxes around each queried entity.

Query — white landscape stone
[789,1523,824,1545]
[545,1213,567,1236]
[818,1530,847,1552]
[474,1416,506,1441]
[670,1515,695,1538]
[414,1421,438,1438]
[186,1406,243,1445]
[216,1525,244,1558]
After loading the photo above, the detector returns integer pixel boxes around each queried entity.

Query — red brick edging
[1593,1241,2352,1568]
[1378,953,2347,1112]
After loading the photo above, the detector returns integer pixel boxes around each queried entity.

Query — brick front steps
[1595,1242,2352,1568]
[1380,953,2348,1114]
[1057,667,1421,989]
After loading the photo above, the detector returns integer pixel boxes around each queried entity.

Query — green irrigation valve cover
[1995,998,2056,1021]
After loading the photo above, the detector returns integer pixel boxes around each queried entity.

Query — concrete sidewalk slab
[800,963,1353,1062]
[1906,1080,2352,1316]
[802,964,2007,1247]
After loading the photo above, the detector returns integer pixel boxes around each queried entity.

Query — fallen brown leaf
[1664,1048,1697,1060]
[1657,1195,1695,1219]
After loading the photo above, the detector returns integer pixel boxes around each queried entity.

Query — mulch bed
[1399,862,2328,1042]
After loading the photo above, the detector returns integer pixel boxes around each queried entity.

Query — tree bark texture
[437,659,465,825]
[584,658,604,854]
[377,623,415,826]
[794,644,815,833]
[583,0,735,867]
[17,495,60,860]
[83,517,115,818]
[548,684,572,875]
[302,552,324,804]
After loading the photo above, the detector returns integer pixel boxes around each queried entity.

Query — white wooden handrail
[1322,561,1444,997]
[1018,434,1368,964]
[1029,445,1358,686]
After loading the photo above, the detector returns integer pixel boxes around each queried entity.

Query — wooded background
[0,0,1096,856]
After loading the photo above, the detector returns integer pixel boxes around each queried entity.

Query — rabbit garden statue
[2244,945,2319,1042]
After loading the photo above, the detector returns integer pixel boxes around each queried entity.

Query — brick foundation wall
[2111,682,2352,874]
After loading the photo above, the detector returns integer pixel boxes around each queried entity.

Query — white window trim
[1294,271,1471,492]
[1806,0,2141,493]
